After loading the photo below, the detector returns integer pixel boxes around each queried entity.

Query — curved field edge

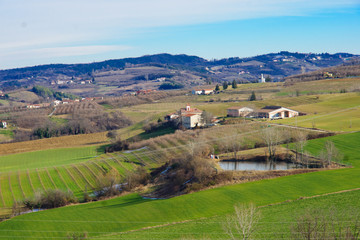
[0,132,359,239]
[0,146,101,172]
[102,188,360,239]
[0,150,164,209]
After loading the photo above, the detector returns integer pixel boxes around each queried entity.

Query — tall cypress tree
[249,91,256,101]
[223,81,228,90]
[232,80,238,89]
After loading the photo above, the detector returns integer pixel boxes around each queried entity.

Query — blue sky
[0,0,359,69]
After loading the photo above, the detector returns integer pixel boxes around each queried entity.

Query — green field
[111,189,360,239]
[276,93,360,131]
[0,147,165,210]
[0,146,100,172]
[0,132,359,239]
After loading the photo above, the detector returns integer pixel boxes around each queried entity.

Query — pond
[219,160,299,171]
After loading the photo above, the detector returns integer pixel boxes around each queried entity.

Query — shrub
[94,169,121,198]
[23,189,77,210]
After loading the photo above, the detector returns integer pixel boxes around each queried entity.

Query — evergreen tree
[249,91,256,101]
[232,80,238,89]
[265,76,272,82]
[215,84,220,91]
[223,81,228,90]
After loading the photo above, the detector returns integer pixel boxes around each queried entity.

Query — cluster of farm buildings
[26,97,103,109]
[165,104,300,129]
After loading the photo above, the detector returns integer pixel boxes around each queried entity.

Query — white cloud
[0,0,358,68]
[0,45,133,59]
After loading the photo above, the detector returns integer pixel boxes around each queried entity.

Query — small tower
[260,74,265,83]
[186,104,191,111]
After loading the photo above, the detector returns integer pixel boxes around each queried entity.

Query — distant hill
[0,52,358,96]
[285,60,360,83]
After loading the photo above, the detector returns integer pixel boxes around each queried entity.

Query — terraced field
[0,148,166,213]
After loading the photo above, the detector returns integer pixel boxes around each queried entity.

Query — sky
[0,0,359,70]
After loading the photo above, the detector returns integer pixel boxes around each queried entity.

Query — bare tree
[260,127,283,165]
[319,140,343,167]
[200,111,214,127]
[293,131,308,166]
[290,207,360,240]
[224,203,261,240]
[66,232,88,240]
[229,136,243,160]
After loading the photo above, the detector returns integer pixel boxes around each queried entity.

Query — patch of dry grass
[0,132,108,156]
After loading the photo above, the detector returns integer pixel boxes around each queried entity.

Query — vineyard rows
[0,150,165,209]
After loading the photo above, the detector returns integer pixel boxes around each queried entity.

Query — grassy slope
[0,132,359,239]
[111,189,360,239]
[0,132,108,155]
[276,93,360,131]
[0,146,100,172]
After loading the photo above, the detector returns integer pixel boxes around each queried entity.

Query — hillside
[0,52,358,96]
[285,60,360,83]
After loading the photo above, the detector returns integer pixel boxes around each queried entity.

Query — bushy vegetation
[99,90,185,108]
[8,105,132,141]
[23,189,77,210]
[32,85,78,100]
[159,80,184,90]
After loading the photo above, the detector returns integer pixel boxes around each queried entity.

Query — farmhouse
[0,121,7,129]
[227,107,254,117]
[164,104,204,128]
[192,89,203,95]
[164,112,179,121]
[255,106,299,119]
[182,114,203,129]
[192,89,214,95]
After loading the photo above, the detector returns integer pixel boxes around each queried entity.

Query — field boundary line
[35,169,46,192]
[0,175,5,207]
[81,163,99,181]
[130,152,146,166]
[94,188,360,239]
[110,155,131,174]
[17,171,26,199]
[260,187,360,209]
[45,168,57,189]
[71,165,94,189]
[90,161,106,174]
[7,173,15,203]
[53,167,69,190]
[26,170,35,193]
[99,158,113,171]
[63,167,82,190]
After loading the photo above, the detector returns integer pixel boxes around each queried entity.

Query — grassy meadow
[276,93,360,131]
[0,132,359,238]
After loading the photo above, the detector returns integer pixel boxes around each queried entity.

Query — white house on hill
[256,106,299,119]
[180,104,203,129]
[192,89,214,95]
[227,107,254,117]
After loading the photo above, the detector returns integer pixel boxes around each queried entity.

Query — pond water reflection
[219,160,299,171]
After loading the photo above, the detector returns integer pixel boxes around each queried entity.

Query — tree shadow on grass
[88,195,153,210]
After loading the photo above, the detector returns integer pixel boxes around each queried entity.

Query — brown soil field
[0,132,108,155]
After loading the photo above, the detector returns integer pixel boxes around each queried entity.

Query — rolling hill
[0,52,358,96]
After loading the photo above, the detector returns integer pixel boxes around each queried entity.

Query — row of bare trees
[223,204,360,240]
